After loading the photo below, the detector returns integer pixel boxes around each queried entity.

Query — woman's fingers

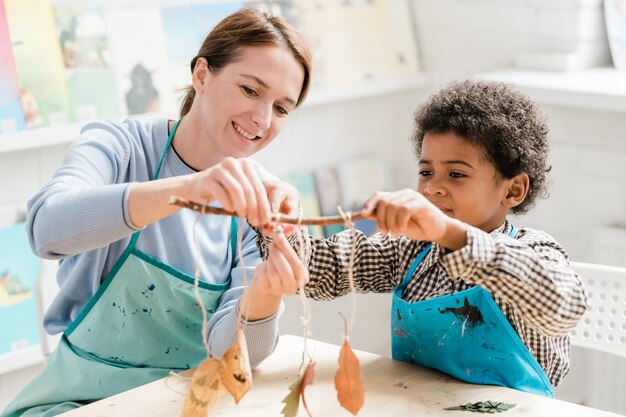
[221,158,261,225]
[198,157,276,226]
[263,233,308,294]
[265,180,300,218]
[240,160,272,226]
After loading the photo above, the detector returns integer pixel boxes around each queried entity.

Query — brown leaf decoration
[300,361,316,417]
[280,375,303,417]
[218,327,252,404]
[335,339,364,415]
[181,358,225,417]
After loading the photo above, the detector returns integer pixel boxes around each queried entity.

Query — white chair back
[570,261,626,359]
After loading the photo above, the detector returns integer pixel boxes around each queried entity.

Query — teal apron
[391,226,554,397]
[2,120,237,417]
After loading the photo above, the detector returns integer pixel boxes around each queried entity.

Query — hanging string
[164,371,191,395]
[236,216,251,327]
[336,206,358,337]
[292,210,314,365]
[192,201,213,357]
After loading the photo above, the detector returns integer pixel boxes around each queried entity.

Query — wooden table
[59,335,622,416]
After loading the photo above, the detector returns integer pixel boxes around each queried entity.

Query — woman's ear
[191,57,209,93]
[504,172,529,209]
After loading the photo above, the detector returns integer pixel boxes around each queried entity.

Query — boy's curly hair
[411,79,551,214]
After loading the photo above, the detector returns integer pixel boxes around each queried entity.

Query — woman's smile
[233,121,260,141]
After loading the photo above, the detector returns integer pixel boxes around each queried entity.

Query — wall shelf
[479,67,626,113]
[0,74,428,155]
[0,346,43,376]
[305,74,428,107]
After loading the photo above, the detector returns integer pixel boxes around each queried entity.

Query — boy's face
[417,131,512,233]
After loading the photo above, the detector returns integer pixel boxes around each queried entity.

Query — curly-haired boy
[260,79,588,397]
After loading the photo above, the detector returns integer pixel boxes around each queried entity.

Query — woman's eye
[274,105,288,116]
[242,86,258,96]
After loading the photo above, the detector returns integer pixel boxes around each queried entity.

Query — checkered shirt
[257,219,589,386]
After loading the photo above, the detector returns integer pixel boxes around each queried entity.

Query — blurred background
[1,0,625,414]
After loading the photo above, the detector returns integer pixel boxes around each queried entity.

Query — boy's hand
[362,189,467,250]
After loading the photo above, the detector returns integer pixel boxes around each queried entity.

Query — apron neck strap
[396,243,432,295]
[126,119,180,252]
[154,119,181,180]
[230,217,238,267]
[395,223,517,297]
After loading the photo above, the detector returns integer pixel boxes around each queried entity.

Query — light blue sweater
[26,118,280,366]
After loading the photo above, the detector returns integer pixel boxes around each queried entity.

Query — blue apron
[391,226,554,397]
[2,120,238,417]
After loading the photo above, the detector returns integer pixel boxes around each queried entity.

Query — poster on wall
[0,0,26,134]
[290,0,420,88]
[161,2,245,96]
[104,6,172,116]
[4,0,72,128]
[53,4,121,122]
[0,223,42,356]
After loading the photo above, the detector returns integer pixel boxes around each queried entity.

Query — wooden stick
[169,196,367,226]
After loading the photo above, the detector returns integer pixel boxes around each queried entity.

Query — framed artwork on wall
[0,223,42,368]
[605,0,626,69]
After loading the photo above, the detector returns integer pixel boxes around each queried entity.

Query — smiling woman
[1,7,312,417]
[178,44,305,166]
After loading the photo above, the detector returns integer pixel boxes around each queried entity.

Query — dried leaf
[218,328,252,403]
[181,358,225,417]
[281,375,303,417]
[334,339,364,415]
[444,401,516,413]
[300,361,316,417]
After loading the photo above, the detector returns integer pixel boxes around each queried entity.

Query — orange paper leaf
[181,358,225,417]
[218,327,252,403]
[300,361,316,417]
[335,339,364,415]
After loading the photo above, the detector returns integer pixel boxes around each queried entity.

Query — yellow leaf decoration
[181,358,225,417]
[218,327,252,404]
[335,339,364,415]
[281,375,303,417]
[300,361,316,417]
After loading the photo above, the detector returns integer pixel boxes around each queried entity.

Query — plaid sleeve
[256,228,402,301]
[255,226,308,261]
[441,225,589,337]
[305,230,404,300]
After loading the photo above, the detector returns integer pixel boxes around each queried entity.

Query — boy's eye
[418,170,432,176]
[242,86,258,97]
[274,105,289,116]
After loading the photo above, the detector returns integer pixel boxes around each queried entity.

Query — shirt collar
[490,219,512,236]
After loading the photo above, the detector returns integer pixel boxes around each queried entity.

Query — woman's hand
[361,189,467,250]
[239,232,308,320]
[192,157,269,227]
[192,157,299,227]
